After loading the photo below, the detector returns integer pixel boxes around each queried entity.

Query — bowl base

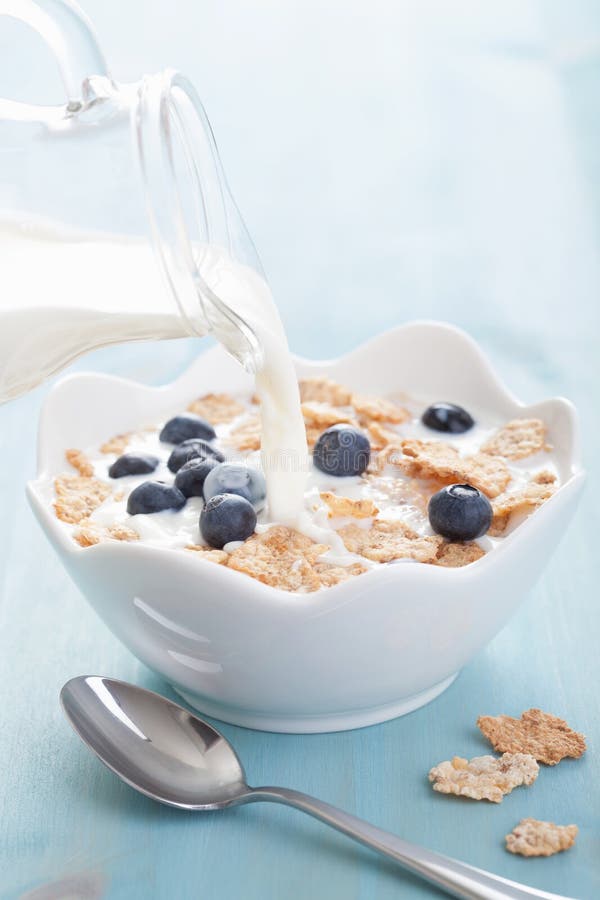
[171,672,459,733]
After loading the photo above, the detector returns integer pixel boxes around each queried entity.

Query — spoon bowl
[60,676,249,809]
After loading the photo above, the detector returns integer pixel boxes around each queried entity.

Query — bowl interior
[28,321,583,593]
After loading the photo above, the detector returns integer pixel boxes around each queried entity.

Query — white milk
[0,219,309,524]
[195,246,308,525]
[0,220,187,400]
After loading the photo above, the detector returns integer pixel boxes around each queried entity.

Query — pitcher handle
[0,0,112,113]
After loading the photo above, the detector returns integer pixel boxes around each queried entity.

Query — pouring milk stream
[0,218,310,526]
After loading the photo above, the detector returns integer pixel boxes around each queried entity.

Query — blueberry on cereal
[160,413,216,445]
[108,453,159,479]
[174,457,220,498]
[313,425,370,477]
[422,402,474,434]
[200,493,257,549]
[428,483,492,541]
[127,481,186,515]
[203,462,267,511]
[167,438,225,473]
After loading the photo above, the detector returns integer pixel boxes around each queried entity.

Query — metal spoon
[60,677,574,900]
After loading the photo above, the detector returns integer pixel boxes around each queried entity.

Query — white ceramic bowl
[27,322,584,733]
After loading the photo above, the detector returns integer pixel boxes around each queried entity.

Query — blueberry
[160,414,216,444]
[428,483,492,541]
[174,457,219,498]
[422,402,474,434]
[200,493,257,549]
[203,462,267,511]
[313,425,370,477]
[127,481,186,515]
[108,453,159,479]
[167,439,225,473]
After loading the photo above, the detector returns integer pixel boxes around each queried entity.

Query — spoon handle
[248,786,575,900]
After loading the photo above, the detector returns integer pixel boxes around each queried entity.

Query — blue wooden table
[1,2,599,898]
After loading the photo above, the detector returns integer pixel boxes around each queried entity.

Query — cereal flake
[227,526,329,592]
[225,415,261,451]
[301,402,357,430]
[108,523,140,542]
[367,422,403,452]
[489,473,557,536]
[320,492,379,519]
[428,753,539,803]
[532,469,557,485]
[369,442,406,474]
[505,819,578,857]
[477,708,586,765]
[481,418,549,460]
[185,545,229,565]
[435,542,486,568]
[100,426,158,456]
[73,524,102,547]
[100,432,132,455]
[351,393,410,425]
[338,519,442,563]
[74,521,140,547]
[54,475,112,525]
[187,392,245,425]
[396,439,511,498]
[65,448,94,477]
[227,526,366,592]
[312,561,367,588]
[299,376,352,406]
[365,474,431,512]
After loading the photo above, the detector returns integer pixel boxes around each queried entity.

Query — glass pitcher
[0,0,265,402]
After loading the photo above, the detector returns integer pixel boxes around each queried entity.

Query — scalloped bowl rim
[27,320,585,609]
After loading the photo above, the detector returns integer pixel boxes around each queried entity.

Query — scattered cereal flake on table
[489,474,557,536]
[187,392,245,425]
[185,545,229,565]
[477,708,586,765]
[435,542,486,568]
[506,819,578,858]
[301,401,358,430]
[54,475,112,525]
[299,375,352,406]
[227,526,329,592]
[367,422,403,452]
[428,753,539,803]
[65,448,94,477]
[225,415,261,451]
[481,418,549,460]
[351,393,410,425]
[338,518,442,563]
[397,439,511,498]
[320,492,379,519]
